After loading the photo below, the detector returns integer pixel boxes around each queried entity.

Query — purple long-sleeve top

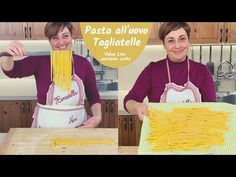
[3,54,100,106]
[124,56,216,112]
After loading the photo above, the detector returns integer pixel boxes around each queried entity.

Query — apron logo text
[69,115,78,124]
[53,90,78,104]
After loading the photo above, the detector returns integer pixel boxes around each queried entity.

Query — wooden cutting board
[0,128,118,155]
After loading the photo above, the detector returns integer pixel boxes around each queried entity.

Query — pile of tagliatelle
[147,107,230,152]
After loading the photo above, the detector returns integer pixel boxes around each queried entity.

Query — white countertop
[0,79,117,100]
[99,91,118,100]
[0,79,37,100]
[0,133,7,146]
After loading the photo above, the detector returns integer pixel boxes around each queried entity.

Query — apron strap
[72,54,75,75]
[166,58,190,83]
[187,58,190,82]
[166,59,171,83]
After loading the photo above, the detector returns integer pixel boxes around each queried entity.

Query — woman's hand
[135,102,148,120]
[79,115,102,128]
[1,41,26,71]
[126,100,148,120]
[6,41,27,56]
[79,103,102,128]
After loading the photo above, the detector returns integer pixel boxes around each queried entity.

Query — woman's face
[49,26,72,51]
[163,27,189,62]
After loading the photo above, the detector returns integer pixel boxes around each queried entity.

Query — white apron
[160,59,201,103]
[32,65,88,128]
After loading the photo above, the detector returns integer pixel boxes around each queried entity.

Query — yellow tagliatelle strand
[51,50,72,92]
[51,138,115,146]
[147,107,230,152]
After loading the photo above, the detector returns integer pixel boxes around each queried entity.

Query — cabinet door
[225,22,236,43]
[118,115,142,146]
[109,100,118,128]
[188,22,222,43]
[0,22,25,40]
[71,22,83,39]
[24,100,37,127]
[0,103,2,131]
[101,100,110,128]
[28,22,82,40]
[84,100,93,117]
[0,101,23,132]
[133,116,142,145]
[27,22,47,40]
[118,115,129,145]
[128,115,142,146]
[148,22,161,44]
[128,116,136,145]
[0,22,47,40]
[101,100,118,128]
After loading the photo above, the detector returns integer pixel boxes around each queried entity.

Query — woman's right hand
[135,102,148,121]
[6,41,27,56]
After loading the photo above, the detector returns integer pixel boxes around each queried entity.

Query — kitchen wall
[119,44,236,93]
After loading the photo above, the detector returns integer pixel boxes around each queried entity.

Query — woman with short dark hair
[124,22,216,120]
[1,22,102,128]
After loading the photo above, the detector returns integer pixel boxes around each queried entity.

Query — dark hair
[159,22,191,42]
[44,22,74,40]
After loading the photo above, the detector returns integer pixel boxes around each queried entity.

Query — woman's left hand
[79,116,102,128]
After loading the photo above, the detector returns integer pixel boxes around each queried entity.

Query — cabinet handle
[220,28,223,43]
[29,27,32,39]
[225,28,228,43]
[129,117,133,131]
[105,101,109,112]
[27,102,30,113]
[124,117,127,131]
[22,102,25,113]
[24,27,27,39]
[110,102,113,113]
